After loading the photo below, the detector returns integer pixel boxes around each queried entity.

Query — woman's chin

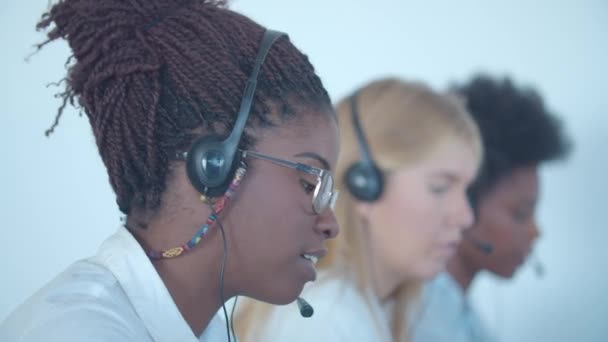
[254,281,304,306]
[413,261,447,281]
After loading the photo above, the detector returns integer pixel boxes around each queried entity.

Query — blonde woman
[235,78,482,341]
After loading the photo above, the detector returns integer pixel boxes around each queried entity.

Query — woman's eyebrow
[293,152,330,171]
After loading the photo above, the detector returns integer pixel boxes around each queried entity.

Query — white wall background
[1,1,607,341]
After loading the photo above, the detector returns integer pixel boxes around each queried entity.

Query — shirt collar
[436,272,470,312]
[92,226,201,342]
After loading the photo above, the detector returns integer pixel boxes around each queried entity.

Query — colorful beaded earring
[147,162,248,260]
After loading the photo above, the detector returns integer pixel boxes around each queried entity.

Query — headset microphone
[464,190,494,254]
[531,254,545,278]
[465,231,494,255]
[296,297,314,318]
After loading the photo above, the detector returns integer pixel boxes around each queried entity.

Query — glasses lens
[313,173,334,214]
[329,190,339,210]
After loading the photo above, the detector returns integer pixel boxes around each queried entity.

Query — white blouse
[0,226,229,342]
[411,272,497,342]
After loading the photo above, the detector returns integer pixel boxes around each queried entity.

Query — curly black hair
[452,74,571,207]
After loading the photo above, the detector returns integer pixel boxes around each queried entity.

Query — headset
[465,189,494,254]
[344,91,385,202]
[183,29,284,342]
[185,29,285,197]
[183,29,317,341]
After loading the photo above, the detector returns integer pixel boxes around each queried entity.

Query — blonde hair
[236,78,482,341]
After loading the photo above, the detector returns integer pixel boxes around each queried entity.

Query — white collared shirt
[254,272,392,342]
[411,272,497,342]
[0,226,229,342]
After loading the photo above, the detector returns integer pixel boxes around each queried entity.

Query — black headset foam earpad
[345,162,384,202]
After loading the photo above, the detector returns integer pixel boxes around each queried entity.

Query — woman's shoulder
[0,259,147,342]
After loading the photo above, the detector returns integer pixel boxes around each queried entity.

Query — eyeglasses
[242,150,339,215]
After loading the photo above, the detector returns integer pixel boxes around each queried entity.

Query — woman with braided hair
[0,1,340,341]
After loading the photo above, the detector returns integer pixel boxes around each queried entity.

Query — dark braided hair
[35,0,332,215]
[452,74,571,207]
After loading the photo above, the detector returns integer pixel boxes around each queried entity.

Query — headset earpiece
[344,91,384,202]
[345,162,384,202]
[184,29,285,197]
[186,135,241,197]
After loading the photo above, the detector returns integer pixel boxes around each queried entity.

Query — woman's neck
[370,254,406,304]
[130,211,232,337]
[447,253,479,292]
[154,251,228,336]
